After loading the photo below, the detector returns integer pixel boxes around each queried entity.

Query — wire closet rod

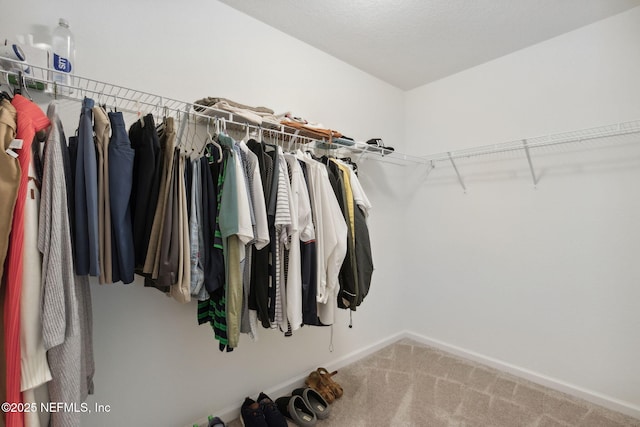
[421,119,640,163]
[0,58,426,164]
[4,59,638,168]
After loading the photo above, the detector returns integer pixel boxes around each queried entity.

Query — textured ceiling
[219,0,640,90]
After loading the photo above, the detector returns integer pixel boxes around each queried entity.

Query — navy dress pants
[74,97,100,276]
[108,111,135,284]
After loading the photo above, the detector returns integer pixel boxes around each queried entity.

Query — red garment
[4,95,49,427]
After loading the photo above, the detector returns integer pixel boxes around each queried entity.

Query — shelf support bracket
[522,139,538,188]
[448,152,466,193]
[425,160,435,179]
[356,145,370,163]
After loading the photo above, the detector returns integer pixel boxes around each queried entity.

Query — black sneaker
[240,397,268,427]
[258,392,287,427]
[207,415,225,427]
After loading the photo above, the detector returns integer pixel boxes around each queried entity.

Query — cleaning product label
[53,53,72,73]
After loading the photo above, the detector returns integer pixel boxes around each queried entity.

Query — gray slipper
[292,388,330,420]
[275,395,317,426]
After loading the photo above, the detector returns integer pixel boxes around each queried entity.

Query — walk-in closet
[2,1,640,426]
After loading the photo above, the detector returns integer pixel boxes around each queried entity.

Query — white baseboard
[403,330,640,420]
[187,331,406,427]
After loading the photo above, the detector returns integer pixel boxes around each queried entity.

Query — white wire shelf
[423,120,640,162]
[420,119,640,191]
[2,58,638,175]
[0,57,426,165]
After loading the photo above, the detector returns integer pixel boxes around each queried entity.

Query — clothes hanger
[98,90,104,109]
[175,108,189,154]
[110,93,118,112]
[207,117,223,162]
[201,117,219,163]
[0,73,12,101]
[0,84,12,101]
[188,112,201,158]
[13,71,22,96]
[12,71,31,99]
[220,117,227,135]
[135,97,145,127]
[20,72,34,100]
[180,111,195,155]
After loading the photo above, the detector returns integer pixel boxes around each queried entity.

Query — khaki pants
[0,99,19,283]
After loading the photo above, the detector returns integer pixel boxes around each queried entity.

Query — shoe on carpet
[292,388,330,420]
[208,415,225,427]
[275,395,317,427]
[257,392,287,427]
[240,397,268,427]
[305,370,335,404]
[316,367,343,399]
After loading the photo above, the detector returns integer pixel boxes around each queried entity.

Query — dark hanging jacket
[325,159,359,310]
[247,139,275,328]
[129,114,162,269]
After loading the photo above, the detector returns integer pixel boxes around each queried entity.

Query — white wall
[3,1,407,426]
[404,5,640,415]
[6,0,640,424]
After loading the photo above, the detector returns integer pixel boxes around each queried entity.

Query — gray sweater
[39,103,94,426]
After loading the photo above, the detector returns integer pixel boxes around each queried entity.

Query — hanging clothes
[198,147,230,351]
[3,94,50,427]
[218,134,253,348]
[341,163,374,307]
[0,98,19,283]
[40,102,95,427]
[246,139,274,329]
[284,153,315,331]
[154,149,180,290]
[201,151,224,294]
[274,147,293,331]
[143,117,176,283]
[189,159,206,299]
[20,155,53,391]
[129,114,162,270]
[168,150,191,303]
[21,135,51,427]
[74,97,100,277]
[108,111,136,284]
[237,140,269,339]
[93,106,112,284]
[295,151,347,326]
[326,159,359,309]
[297,160,319,326]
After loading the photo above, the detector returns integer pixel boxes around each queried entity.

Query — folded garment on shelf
[281,118,342,140]
[193,97,281,126]
[194,97,274,114]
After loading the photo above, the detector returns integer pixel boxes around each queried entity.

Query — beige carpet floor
[228,338,640,426]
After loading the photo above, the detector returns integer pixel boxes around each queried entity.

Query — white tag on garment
[9,139,23,149]
[6,149,18,158]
